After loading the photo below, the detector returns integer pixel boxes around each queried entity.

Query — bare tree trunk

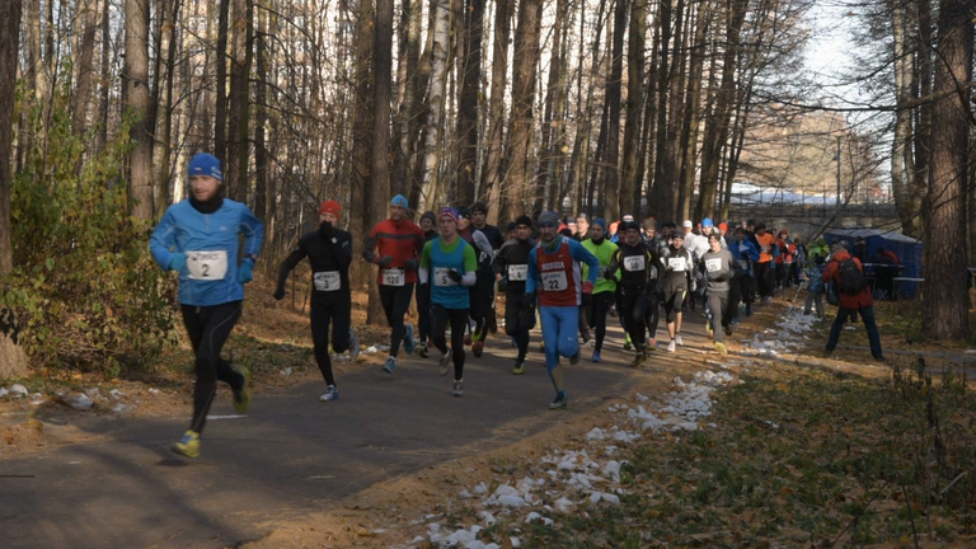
[483,0,512,223]
[678,2,710,221]
[226,0,253,202]
[408,0,436,208]
[455,0,484,206]
[910,0,933,238]
[368,0,394,322]
[349,0,375,290]
[890,0,918,237]
[97,0,111,151]
[152,0,180,213]
[619,0,644,218]
[650,0,673,220]
[214,0,231,163]
[253,0,269,223]
[602,0,627,221]
[921,0,971,340]
[535,0,565,203]
[72,0,99,136]
[418,0,451,214]
[393,0,422,196]
[125,0,155,219]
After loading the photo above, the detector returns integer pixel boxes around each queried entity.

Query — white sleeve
[419,267,429,284]
[461,271,477,286]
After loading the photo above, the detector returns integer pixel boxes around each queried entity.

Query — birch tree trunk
[125,0,155,219]
[483,0,513,223]
[418,0,451,214]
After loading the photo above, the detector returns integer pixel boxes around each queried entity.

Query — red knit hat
[319,200,342,222]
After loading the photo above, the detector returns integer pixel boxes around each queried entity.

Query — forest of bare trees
[1,0,975,371]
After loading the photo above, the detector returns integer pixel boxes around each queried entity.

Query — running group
[151,153,847,458]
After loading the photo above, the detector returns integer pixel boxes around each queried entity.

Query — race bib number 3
[541,271,569,292]
[314,271,341,292]
[433,267,457,287]
[705,258,723,273]
[623,256,646,272]
[508,264,528,281]
[382,268,405,286]
[187,251,228,280]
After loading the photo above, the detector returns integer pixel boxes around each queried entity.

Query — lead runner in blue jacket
[150,153,264,458]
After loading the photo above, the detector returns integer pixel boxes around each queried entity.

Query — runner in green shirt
[581,219,618,362]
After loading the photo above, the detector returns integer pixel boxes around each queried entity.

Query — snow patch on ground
[744,308,817,357]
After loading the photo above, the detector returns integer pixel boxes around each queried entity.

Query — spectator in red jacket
[822,244,884,361]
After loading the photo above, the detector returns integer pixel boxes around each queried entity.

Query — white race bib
[705,258,723,273]
[433,267,457,287]
[597,266,608,279]
[541,271,568,292]
[314,271,341,292]
[623,255,646,272]
[668,257,687,272]
[187,251,228,280]
[508,264,528,281]
[382,268,405,286]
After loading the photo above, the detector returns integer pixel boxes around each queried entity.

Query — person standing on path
[363,195,425,374]
[273,200,360,402]
[606,220,663,366]
[149,153,264,458]
[419,208,479,396]
[581,219,618,363]
[755,224,777,304]
[660,232,694,352]
[416,211,439,357]
[702,233,736,354]
[525,211,599,410]
[493,215,537,375]
[822,243,884,361]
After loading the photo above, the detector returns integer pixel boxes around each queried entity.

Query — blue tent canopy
[823,228,923,298]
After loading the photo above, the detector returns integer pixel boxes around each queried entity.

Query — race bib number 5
[382,268,405,286]
[314,271,341,291]
[541,271,568,292]
[433,267,457,286]
[187,251,228,280]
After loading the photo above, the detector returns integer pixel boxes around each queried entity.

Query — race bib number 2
[314,271,341,291]
[541,271,568,292]
[187,251,228,280]
[382,268,405,286]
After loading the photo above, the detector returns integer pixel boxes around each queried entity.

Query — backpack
[836,258,866,295]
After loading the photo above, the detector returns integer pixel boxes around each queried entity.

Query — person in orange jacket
[755,224,776,303]
[822,243,884,361]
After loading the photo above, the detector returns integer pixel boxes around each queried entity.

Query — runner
[493,215,537,374]
[659,231,694,352]
[574,213,589,241]
[468,202,504,352]
[419,208,479,396]
[606,220,662,366]
[581,219,618,362]
[274,200,359,401]
[363,195,425,373]
[414,211,439,358]
[701,233,736,354]
[149,153,264,458]
[525,211,599,410]
[823,243,884,361]
[755,223,776,304]
[730,227,760,318]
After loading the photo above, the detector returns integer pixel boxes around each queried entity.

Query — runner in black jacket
[606,220,663,367]
[492,215,537,374]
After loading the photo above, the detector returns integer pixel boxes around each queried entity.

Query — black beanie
[515,215,533,228]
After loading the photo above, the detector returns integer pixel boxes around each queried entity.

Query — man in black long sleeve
[274,201,359,401]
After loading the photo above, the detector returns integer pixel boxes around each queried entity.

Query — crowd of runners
[151,153,885,458]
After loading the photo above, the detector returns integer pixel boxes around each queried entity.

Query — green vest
[582,239,618,294]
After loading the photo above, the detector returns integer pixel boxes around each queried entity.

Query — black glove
[404,259,419,271]
[376,255,394,267]
[498,279,508,293]
[581,293,592,307]
[447,269,463,283]
[319,220,333,239]
[522,292,537,308]
[273,286,286,300]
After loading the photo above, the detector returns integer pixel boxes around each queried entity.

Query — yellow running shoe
[233,365,251,414]
[172,430,200,458]
[512,360,525,375]
[714,341,728,355]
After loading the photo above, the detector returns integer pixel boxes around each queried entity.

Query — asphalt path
[0,322,657,548]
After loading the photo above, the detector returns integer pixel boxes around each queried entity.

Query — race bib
[508,264,528,281]
[623,255,646,272]
[541,271,568,292]
[314,271,341,292]
[668,257,687,271]
[433,267,457,287]
[187,251,228,281]
[705,258,723,273]
[382,268,405,286]
[597,266,608,279]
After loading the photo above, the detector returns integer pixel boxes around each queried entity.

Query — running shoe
[581,329,591,344]
[452,379,464,397]
[439,352,452,376]
[172,430,200,458]
[549,393,568,410]
[714,342,728,355]
[465,333,473,346]
[705,321,713,338]
[591,351,602,363]
[623,333,632,351]
[232,365,251,414]
[569,352,581,365]
[383,356,396,374]
[724,325,734,336]
[403,324,416,355]
[349,329,361,361]
[667,339,676,353]
[473,340,484,358]
[319,385,339,401]
[629,353,643,368]
[417,342,429,358]
[512,360,525,375]
[647,338,657,351]
[675,334,683,346]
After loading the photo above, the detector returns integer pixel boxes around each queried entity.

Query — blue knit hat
[702,218,714,228]
[391,194,409,209]
[188,153,222,181]
[593,218,607,230]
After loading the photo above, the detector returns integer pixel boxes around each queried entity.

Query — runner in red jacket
[363,194,426,374]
